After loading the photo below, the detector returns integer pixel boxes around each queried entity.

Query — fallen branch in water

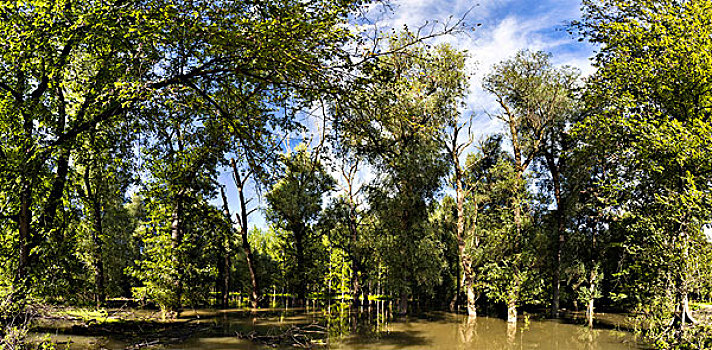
[236,323,328,348]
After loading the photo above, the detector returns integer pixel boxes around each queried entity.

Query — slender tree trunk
[223,253,231,308]
[230,159,260,309]
[678,239,698,327]
[218,187,231,308]
[507,277,521,324]
[348,206,361,308]
[546,153,564,319]
[84,158,105,306]
[507,298,518,324]
[92,199,105,306]
[17,111,34,295]
[464,278,477,317]
[455,167,478,317]
[294,225,307,306]
[399,288,408,315]
[241,223,259,309]
[17,182,31,288]
[171,197,183,311]
[586,295,594,328]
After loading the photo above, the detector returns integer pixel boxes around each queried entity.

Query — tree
[266,145,334,306]
[574,0,712,343]
[75,120,136,305]
[0,0,369,304]
[131,89,225,311]
[335,34,467,314]
[483,50,576,323]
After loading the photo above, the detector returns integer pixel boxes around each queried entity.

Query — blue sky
[217,0,597,232]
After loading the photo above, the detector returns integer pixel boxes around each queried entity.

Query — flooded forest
[1,0,712,349]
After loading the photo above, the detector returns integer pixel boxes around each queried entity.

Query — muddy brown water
[31,307,642,349]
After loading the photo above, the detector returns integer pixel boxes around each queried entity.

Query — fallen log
[236,323,328,348]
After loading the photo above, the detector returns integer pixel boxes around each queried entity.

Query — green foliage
[573,0,712,345]
[266,145,334,300]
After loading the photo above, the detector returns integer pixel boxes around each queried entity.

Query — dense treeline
[1,0,712,349]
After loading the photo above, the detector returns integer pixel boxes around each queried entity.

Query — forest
[1,0,712,349]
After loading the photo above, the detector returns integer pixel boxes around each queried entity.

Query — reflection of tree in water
[575,326,599,350]
[507,321,517,345]
[326,302,350,339]
[459,315,477,345]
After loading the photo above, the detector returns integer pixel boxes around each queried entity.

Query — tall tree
[0,0,369,303]
[266,145,334,306]
[75,120,135,305]
[335,34,467,314]
[574,0,712,342]
[483,50,577,323]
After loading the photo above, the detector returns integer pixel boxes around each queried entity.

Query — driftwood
[236,323,328,349]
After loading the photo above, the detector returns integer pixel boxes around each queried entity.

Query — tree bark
[40,147,72,243]
[465,279,477,317]
[507,298,518,324]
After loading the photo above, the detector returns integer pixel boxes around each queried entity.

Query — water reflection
[33,301,641,350]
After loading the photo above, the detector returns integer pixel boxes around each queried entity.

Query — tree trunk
[242,224,259,309]
[223,253,231,308]
[294,225,307,306]
[680,292,698,326]
[85,162,105,307]
[399,288,408,315]
[348,205,361,308]
[465,280,477,317]
[450,263,460,312]
[586,297,594,328]
[171,198,183,311]
[92,197,105,306]
[218,187,231,308]
[17,182,31,289]
[546,153,564,319]
[230,159,260,309]
[507,298,517,323]
[40,147,71,243]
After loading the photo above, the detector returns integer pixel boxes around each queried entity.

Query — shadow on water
[30,300,643,349]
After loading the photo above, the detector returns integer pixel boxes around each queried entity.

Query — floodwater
[32,304,642,350]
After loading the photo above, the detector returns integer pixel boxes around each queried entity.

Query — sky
[216,0,597,231]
